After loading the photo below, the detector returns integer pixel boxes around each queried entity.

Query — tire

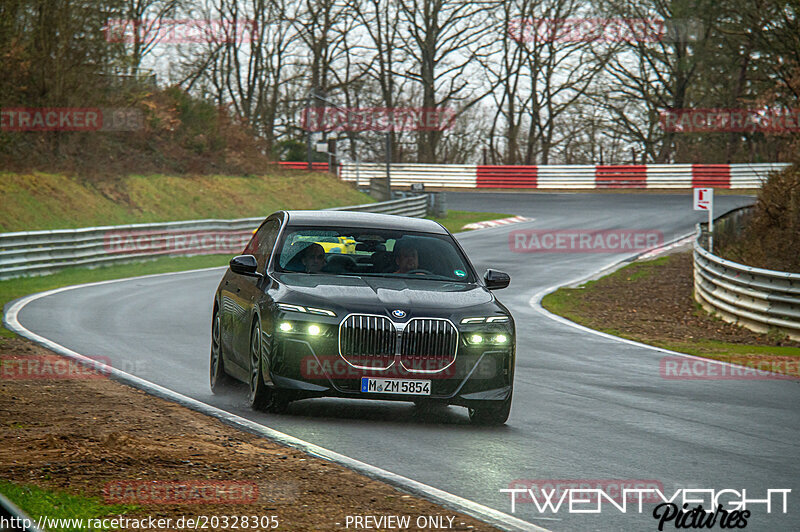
[248,322,290,413]
[468,393,512,426]
[210,309,233,393]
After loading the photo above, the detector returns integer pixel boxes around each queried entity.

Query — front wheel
[468,393,512,426]
[248,322,290,413]
[210,310,233,394]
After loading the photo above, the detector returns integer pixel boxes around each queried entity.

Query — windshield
[275,225,475,282]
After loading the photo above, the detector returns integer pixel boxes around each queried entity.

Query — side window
[253,219,280,272]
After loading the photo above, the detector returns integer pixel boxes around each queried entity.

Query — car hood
[273,272,495,315]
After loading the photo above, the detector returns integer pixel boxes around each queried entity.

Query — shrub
[718,164,800,272]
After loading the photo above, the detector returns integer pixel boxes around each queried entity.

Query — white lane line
[3,271,549,532]
[527,233,799,379]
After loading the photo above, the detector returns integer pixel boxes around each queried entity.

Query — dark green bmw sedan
[211,210,515,424]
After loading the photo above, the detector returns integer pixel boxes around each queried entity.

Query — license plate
[360,377,431,395]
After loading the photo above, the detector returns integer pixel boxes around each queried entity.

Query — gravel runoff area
[0,337,499,532]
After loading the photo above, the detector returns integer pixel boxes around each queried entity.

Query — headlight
[464,332,510,346]
[467,334,484,345]
[277,303,336,317]
[277,321,327,337]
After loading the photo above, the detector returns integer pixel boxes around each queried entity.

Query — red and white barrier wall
[281,162,789,189]
[277,161,332,171]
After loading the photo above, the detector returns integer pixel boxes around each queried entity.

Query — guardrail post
[369,177,390,201]
[430,191,446,218]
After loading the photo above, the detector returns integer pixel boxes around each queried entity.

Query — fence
[334,162,789,189]
[693,208,800,341]
[0,196,428,280]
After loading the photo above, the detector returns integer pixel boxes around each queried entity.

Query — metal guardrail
[0,195,428,280]
[693,210,800,341]
[328,195,428,217]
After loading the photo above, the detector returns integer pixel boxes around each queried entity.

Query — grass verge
[0,480,136,532]
[0,171,373,232]
[541,252,800,367]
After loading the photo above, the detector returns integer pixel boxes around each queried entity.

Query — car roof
[281,210,448,234]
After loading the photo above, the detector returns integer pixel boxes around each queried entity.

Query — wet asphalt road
[15,192,800,531]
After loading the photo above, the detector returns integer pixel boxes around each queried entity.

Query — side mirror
[230,255,261,278]
[484,269,510,290]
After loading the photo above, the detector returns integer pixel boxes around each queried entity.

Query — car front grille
[400,318,458,372]
[338,315,458,373]
[339,314,396,369]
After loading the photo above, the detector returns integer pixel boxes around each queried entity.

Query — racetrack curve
[12,192,800,531]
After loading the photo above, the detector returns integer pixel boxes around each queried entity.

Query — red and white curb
[462,215,532,231]
[636,234,696,260]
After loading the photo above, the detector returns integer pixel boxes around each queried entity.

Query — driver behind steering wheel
[393,242,420,274]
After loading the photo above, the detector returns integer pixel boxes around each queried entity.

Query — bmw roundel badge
[392,309,407,319]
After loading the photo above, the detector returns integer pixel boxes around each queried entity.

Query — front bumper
[268,335,514,406]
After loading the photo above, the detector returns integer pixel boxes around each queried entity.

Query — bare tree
[119,0,182,75]
[594,0,719,163]
[396,0,497,162]
[180,0,303,153]
[345,0,409,161]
